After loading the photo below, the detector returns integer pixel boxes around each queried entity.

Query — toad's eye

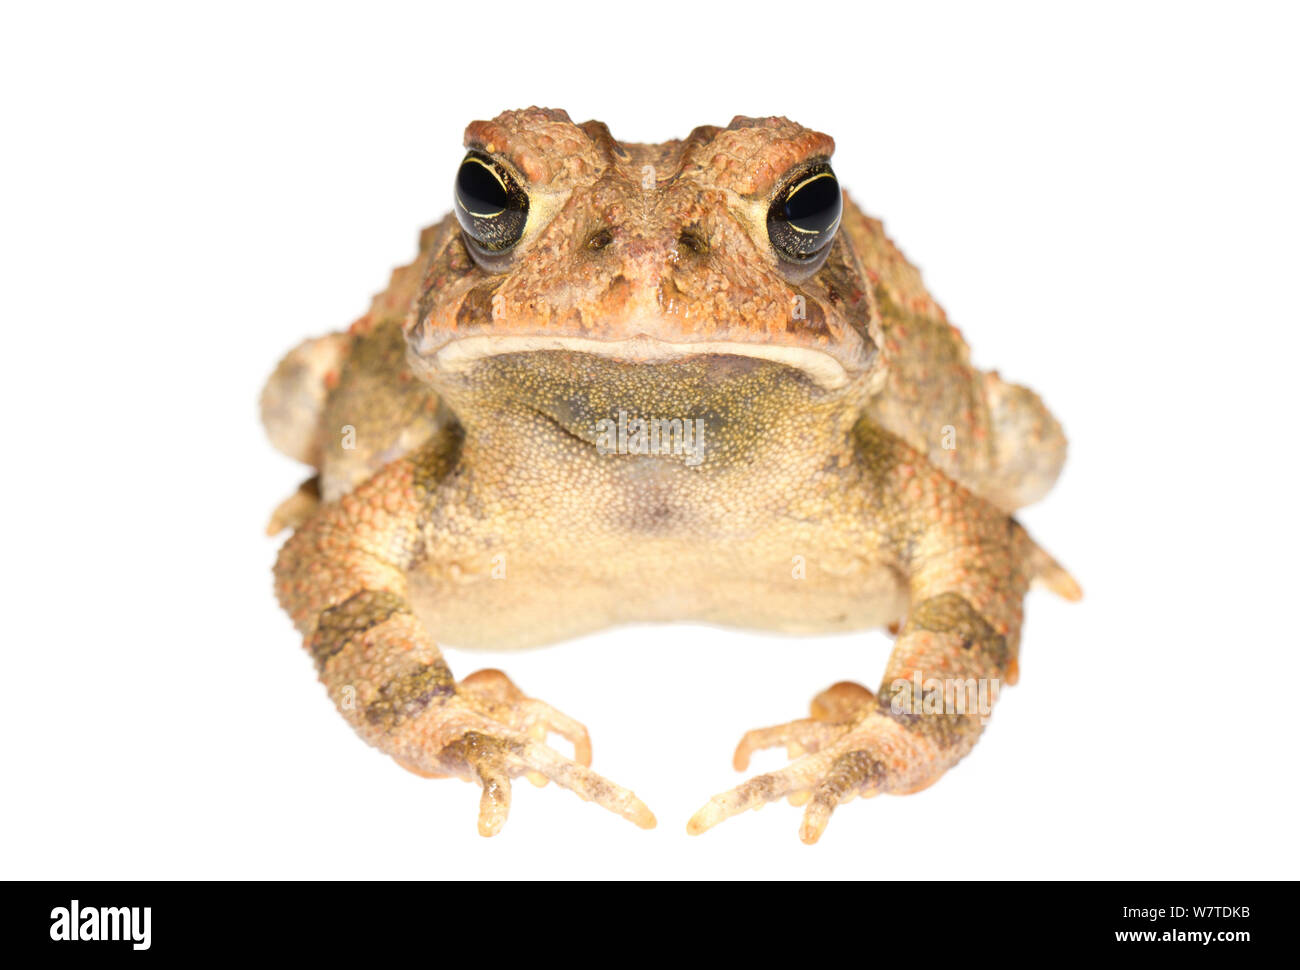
[766,164,842,263]
[454,152,529,253]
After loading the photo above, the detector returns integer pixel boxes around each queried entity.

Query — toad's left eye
[454,151,529,253]
[766,164,842,263]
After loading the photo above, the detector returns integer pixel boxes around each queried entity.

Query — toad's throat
[528,405,710,467]
[421,334,852,389]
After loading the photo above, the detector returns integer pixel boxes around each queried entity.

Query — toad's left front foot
[688,681,949,844]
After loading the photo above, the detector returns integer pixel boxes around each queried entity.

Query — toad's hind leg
[261,319,448,534]
[261,333,350,534]
[261,332,350,468]
[689,427,1069,844]
[980,371,1067,511]
[274,439,655,836]
[265,475,321,536]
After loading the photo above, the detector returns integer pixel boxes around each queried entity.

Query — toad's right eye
[454,152,529,253]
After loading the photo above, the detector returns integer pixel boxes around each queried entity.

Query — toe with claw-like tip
[690,688,939,844]
[399,669,655,836]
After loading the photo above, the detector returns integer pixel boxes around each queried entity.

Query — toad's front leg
[273,440,655,836]
[689,427,1078,844]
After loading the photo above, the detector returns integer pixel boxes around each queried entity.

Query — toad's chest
[407,526,907,650]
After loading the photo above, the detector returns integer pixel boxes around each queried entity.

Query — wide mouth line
[422,334,852,389]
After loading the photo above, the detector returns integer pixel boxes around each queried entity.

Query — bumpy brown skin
[264,108,1079,842]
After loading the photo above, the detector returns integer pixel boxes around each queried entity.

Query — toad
[262,108,1079,843]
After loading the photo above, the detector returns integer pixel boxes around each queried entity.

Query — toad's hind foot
[265,476,320,535]
[690,683,942,845]
[457,668,593,786]
[731,681,874,771]
[393,669,654,837]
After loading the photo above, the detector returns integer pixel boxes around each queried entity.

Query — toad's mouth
[418,334,854,390]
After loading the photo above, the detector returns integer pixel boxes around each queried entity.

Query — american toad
[262,108,1078,842]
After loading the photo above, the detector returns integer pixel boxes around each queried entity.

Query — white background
[2,1,1297,880]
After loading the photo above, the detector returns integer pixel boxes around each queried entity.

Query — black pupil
[457,158,509,217]
[783,173,840,235]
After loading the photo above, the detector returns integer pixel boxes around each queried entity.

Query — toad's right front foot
[388,668,656,837]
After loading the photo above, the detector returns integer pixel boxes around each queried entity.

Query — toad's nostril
[586,227,614,251]
[677,227,709,256]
